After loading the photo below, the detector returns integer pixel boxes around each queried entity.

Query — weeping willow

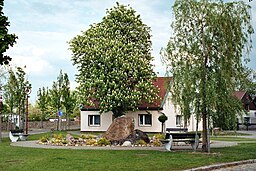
[163,0,253,152]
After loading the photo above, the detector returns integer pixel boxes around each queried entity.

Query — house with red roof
[80,77,202,132]
[234,91,256,129]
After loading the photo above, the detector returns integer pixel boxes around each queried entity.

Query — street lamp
[25,84,31,135]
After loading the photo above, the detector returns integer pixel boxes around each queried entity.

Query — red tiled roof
[81,77,172,111]
[138,77,172,109]
[233,91,256,110]
[233,91,246,100]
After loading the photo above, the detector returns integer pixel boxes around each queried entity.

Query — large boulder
[105,116,134,143]
[125,129,150,143]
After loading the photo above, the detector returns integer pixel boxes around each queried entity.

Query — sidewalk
[1,128,51,138]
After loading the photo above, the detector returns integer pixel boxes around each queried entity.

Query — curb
[185,159,256,171]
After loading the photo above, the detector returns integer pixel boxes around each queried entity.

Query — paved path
[2,128,51,138]
[214,162,256,171]
[10,139,238,151]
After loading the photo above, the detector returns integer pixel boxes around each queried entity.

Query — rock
[66,134,74,143]
[122,141,132,147]
[134,129,150,143]
[105,116,134,143]
[125,129,150,143]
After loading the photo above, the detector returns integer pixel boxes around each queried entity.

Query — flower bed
[38,133,165,147]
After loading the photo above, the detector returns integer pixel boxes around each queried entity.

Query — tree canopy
[163,0,254,152]
[0,0,17,65]
[69,3,158,118]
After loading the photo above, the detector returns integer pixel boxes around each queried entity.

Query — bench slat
[165,133,201,140]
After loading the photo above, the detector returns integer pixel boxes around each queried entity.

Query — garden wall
[1,121,80,131]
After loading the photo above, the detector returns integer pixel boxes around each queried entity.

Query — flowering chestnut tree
[69,3,158,118]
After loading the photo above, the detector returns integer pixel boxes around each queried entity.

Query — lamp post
[25,84,31,135]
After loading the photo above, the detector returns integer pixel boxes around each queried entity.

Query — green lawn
[211,136,256,142]
[1,133,256,171]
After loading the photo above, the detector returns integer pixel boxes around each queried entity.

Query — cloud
[4,0,256,104]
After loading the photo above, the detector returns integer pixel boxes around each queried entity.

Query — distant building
[234,91,256,130]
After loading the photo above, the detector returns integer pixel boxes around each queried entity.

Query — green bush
[39,136,49,143]
[152,133,165,147]
[80,134,95,139]
[135,139,147,146]
[86,139,97,145]
[158,114,168,123]
[97,137,111,146]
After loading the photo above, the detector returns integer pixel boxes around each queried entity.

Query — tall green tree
[61,73,77,129]
[37,87,49,128]
[163,0,253,152]
[69,3,158,118]
[4,68,18,129]
[48,70,75,130]
[0,0,17,65]
[0,0,17,139]
[3,66,30,129]
[16,67,29,129]
[49,70,64,130]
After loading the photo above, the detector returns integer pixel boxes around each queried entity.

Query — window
[88,115,100,126]
[176,115,182,126]
[139,114,152,126]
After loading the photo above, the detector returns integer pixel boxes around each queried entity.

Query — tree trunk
[202,112,208,152]
[0,114,2,142]
[40,111,44,128]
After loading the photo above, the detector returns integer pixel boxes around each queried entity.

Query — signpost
[58,109,63,131]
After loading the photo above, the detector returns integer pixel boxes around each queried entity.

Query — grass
[211,136,256,142]
[0,132,256,171]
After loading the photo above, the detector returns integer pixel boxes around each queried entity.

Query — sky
[3,0,256,103]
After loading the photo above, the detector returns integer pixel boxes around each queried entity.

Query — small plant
[53,134,64,140]
[152,133,165,147]
[97,137,111,146]
[86,139,97,145]
[80,134,95,139]
[154,133,165,139]
[39,136,49,143]
[135,139,147,146]
[62,140,68,145]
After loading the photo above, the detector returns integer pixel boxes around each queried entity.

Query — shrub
[62,140,68,144]
[97,137,111,146]
[158,114,168,123]
[86,139,97,145]
[80,134,95,139]
[152,133,165,147]
[135,139,147,146]
[39,136,49,143]
[53,134,64,140]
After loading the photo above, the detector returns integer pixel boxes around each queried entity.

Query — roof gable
[233,91,246,100]
[81,77,172,111]
[234,91,256,110]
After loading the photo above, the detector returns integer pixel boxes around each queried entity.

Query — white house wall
[162,94,203,132]
[80,111,113,132]
[80,94,202,132]
[248,110,256,123]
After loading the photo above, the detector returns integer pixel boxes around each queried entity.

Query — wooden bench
[9,129,29,142]
[166,128,188,132]
[162,132,201,151]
